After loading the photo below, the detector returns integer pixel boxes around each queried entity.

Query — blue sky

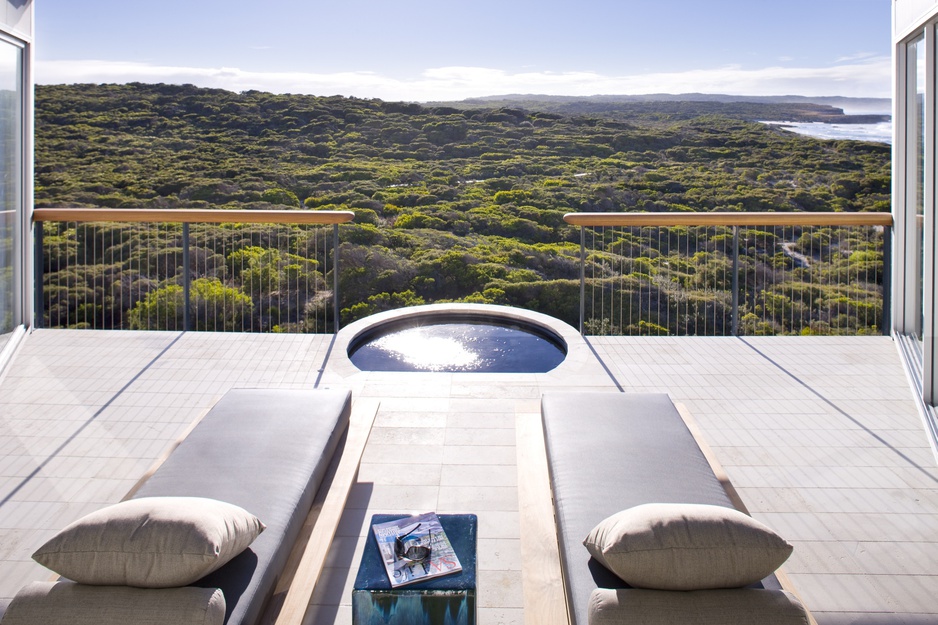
[35,0,891,102]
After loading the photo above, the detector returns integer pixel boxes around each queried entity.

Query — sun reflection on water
[349,320,566,373]
[371,327,481,371]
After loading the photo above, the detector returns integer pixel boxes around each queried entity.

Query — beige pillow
[2,581,226,625]
[32,497,265,588]
[583,503,792,590]
[588,588,810,625]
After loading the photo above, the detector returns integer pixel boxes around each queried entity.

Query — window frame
[0,24,30,368]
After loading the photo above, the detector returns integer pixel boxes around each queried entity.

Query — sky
[34,0,892,103]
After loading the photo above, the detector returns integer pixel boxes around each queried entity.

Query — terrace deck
[0,329,934,624]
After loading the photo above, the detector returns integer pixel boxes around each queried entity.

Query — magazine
[372,512,462,587]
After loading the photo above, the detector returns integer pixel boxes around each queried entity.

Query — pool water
[348,321,567,373]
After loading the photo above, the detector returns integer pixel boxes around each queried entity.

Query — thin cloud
[36,57,892,101]
[835,51,879,63]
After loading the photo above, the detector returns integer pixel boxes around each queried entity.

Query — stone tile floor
[0,329,935,624]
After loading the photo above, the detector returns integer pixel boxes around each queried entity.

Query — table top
[354,513,478,591]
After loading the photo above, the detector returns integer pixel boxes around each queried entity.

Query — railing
[33,208,354,333]
[565,212,894,337]
[32,208,895,338]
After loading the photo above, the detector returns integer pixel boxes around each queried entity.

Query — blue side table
[352,514,477,625]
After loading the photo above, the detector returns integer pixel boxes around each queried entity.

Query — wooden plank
[675,403,819,625]
[32,207,355,225]
[272,398,379,625]
[515,411,570,625]
[563,211,894,228]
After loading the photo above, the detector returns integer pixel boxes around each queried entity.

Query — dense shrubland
[35,83,890,334]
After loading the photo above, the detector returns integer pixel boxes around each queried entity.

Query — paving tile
[477,538,522,571]
[447,413,516,429]
[357,462,442,487]
[309,565,355,607]
[437,486,519,512]
[852,542,938,576]
[477,570,523,609]
[303,603,349,625]
[360,443,444,465]
[441,464,518,488]
[444,427,516,447]
[345,482,439,511]
[366,426,446,447]
[478,607,524,625]
[784,540,865,576]
[811,512,937,543]
[322,534,366,572]
[475,511,521,540]
[373,411,448,429]
[441,445,516,466]
[788,573,892,613]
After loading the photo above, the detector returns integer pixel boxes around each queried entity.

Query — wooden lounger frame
[516,402,818,625]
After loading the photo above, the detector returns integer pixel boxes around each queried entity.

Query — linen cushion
[583,503,792,590]
[1,581,226,625]
[32,497,265,588]
[588,588,810,625]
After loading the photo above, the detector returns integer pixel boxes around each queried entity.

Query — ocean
[762,120,892,144]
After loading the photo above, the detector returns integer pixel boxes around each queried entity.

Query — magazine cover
[372,511,462,587]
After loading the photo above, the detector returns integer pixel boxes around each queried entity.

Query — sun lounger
[539,392,811,625]
[3,388,356,625]
[130,388,352,625]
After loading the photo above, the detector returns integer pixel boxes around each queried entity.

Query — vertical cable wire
[140,221,145,331]
[617,226,623,336]
[678,226,697,336]
[324,223,331,334]
[316,225,321,333]
[92,222,97,329]
[599,225,605,334]
[587,226,593,333]
[267,224,273,333]
[294,225,298,333]
[238,226,244,333]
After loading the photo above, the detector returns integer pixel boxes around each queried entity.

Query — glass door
[906,34,926,347]
[0,36,22,353]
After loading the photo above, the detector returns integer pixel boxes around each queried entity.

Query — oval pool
[347,313,567,373]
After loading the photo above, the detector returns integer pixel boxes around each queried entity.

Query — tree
[127,278,252,331]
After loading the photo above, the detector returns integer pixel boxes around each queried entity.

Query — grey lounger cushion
[589,588,809,625]
[541,392,779,625]
[132,388,351,625]
[1,581,225,625]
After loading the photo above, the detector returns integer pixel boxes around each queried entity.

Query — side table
[352,513,477,625]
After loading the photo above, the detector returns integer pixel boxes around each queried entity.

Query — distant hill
[431,94,890,124]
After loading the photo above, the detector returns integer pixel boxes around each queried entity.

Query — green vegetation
[35,83,891,334]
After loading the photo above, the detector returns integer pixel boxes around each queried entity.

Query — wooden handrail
[563,211,894,227]
[32,208,356,225]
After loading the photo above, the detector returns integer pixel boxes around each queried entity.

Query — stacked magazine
[372,511,463,587]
